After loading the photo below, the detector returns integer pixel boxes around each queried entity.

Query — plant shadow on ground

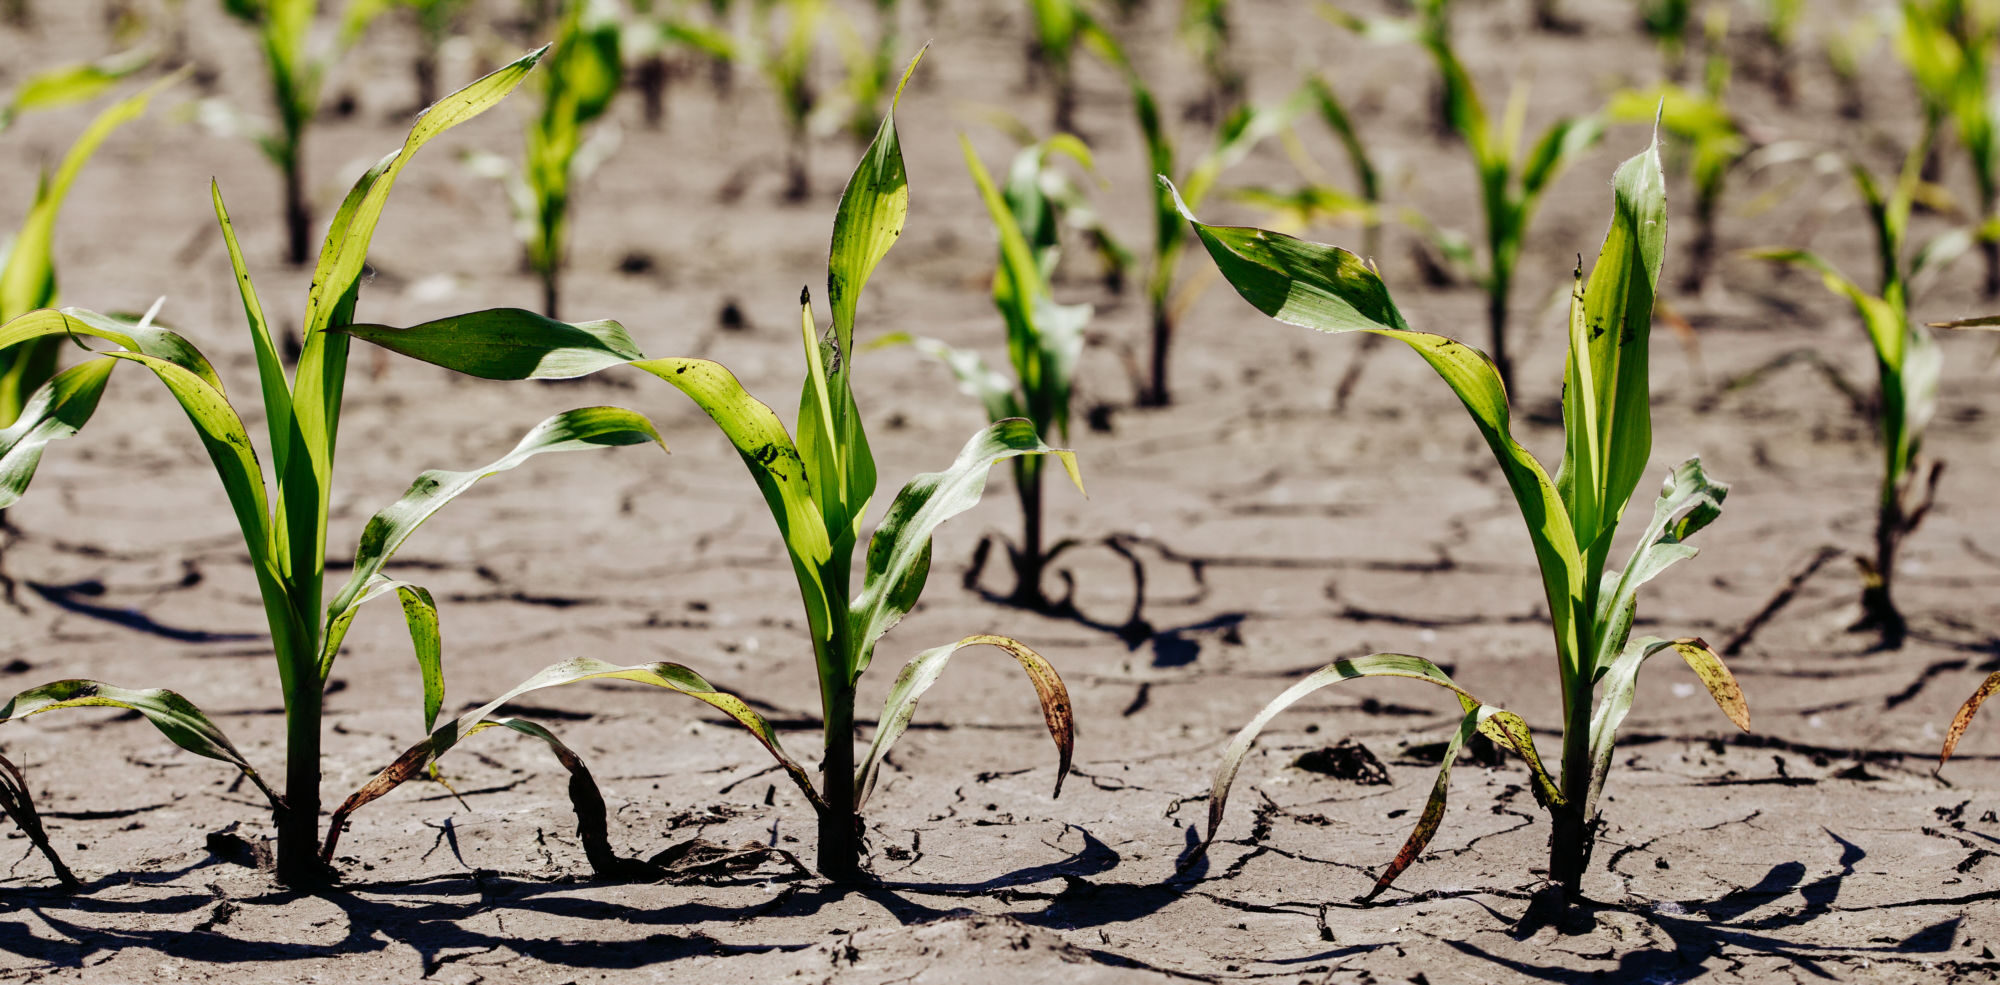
[1444,829,1982,984]
[0,825,1236,975]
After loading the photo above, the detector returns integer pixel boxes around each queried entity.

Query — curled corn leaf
[325,657,821,864]
[1586,637,1748,818]
[0,358,113,509]
[1940,671,2000,771]
[0,680,280,811]
[854,634,1074,808]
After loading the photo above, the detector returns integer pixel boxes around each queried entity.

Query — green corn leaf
[1940,671,2000,771]
[1520,115,1605,202]
[1170,183,1586,674]
[0,307,226,392]
[1556,133,1665,574]
[319,575,439,729]
[1,71,181,321]
[0,358,113,509]
[0,48,153,130]
[847,419,1082,677]
[1586,636,1747,819]
[211,182,296,481]
[854,634,1073,808]
[324,406,665,627]
[326,656,824,850]
[0,680,281,810]
[1591,458,1728,675]
[633,357,836,640]
[343,309,645,379]
[827,46,923,356]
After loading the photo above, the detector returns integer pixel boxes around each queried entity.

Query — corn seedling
[468,0,622,319]
[1100,36,1300,405]
[0,52,670,889]
[1413,7,1602,395]
[333,51,1082,884]
[1180,0,1242,122]
[220,0,386,265]
[836,0,901,141]
[883,134,1092,610]
[1175,135,1751,903]
[1756,150,1967,650]
[1024,0,1100,134]
[1827,14,1881,121]
[0,67,175,430]
[1638,0,1694,78]
[753,0,826,200]
[1898,0,2000,295]
[1751,0,1803,105]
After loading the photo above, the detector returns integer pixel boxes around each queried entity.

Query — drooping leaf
[1940,671,2000,770]
[325,657,823,855]
[854,635,1073,808]
[342,309,645,380]
[0,680,280,810]
[1360,707,1479,902]
[318,575,440,726]
[1586,636,1747,818]
[1194,653,1507,900]
[0,358,113,509]
[0,48,153,130]
[847,419,1082,676]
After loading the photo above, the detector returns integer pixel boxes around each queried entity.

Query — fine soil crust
[3,0,1999,981]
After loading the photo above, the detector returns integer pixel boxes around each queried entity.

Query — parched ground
[1,0,1997,981]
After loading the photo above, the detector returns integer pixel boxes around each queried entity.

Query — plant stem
[1548,690,1595,900]
[1487,273,1514,397]
[284,153,311,267]
[1859,486,1908,649]
[276,680,323,887]
[1143,302,1173,406]
[1011,459,1046,607]
[816,676,861,883]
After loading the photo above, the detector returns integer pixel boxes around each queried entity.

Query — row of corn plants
[3,23,1997,915]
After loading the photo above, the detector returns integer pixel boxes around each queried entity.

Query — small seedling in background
[1896,0,2000,295]
[1095,32,1301,405]
[885,134,1093,609]
[1637,0,1694,79]
[836,0,901,141]
[0,52,663,888]
[1751,0,1803,105]
[1176,135,1750,904]
[337,51,1083,884]
[467,0,622,319]
[1180,0,1242,122]
[1756,148,1968,650]
[1608,27,1748,297]
[217,0,387,265]
[0,61,174,429]
[351,0,474,110]
[753,0,827,200]
[1335,0,1600,395]
[1024,0,1101,134]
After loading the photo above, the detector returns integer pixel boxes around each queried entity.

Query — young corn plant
[1755,151,1966,650]
[0,67,176,429]
[1103,37,1301,405]
[753,0,827,200]
[331,52,1084,884]
[0,52,666,889]
[884,134,1092,610]
[1179,0,1241,122]
[1418,18,1602,394]
[835,0,901,141]
[1897,0,2000,295]
[468,0,622,319]
[1175,135,1751,903]
[351,0,474,110]
[220,0,385,265]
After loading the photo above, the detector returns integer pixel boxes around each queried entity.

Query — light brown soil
[1,0,1997,982]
